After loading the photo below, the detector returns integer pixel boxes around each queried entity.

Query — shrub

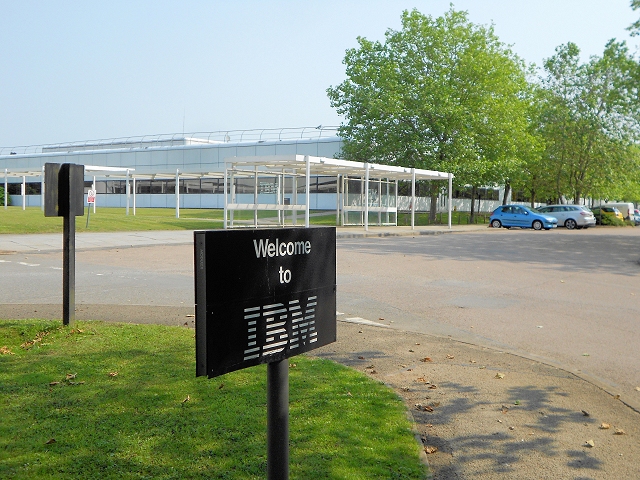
[599,214,625,226]
[0,186,5,206]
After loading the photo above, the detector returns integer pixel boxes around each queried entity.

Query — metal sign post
[194,227,336,480]
[45,163,85,326]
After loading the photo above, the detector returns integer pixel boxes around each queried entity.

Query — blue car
[490,205,558,230]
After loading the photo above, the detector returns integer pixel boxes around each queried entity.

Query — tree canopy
[329,7,640,207]
[327,7,532,207]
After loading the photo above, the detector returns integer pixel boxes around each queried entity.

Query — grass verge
[0,208,344,234]
[0,320,426,479]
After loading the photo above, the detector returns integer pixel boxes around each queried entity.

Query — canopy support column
[336,174,340,226]
[133,177,136,216]
[448,173,453,230]
[304,155,310,228]
[175,169,180,219]
[223,168,228,229]
[411,168,416,230]
[4,169,7,209]
[292,169,297,226]
[126,169,130,215]
[254,166,258,228]
[364,163,370,231]
[41,166,45,211]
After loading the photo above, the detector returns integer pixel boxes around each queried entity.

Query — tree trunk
[502,182,511,205]
[429,192,437,222]
[470,186,477,223]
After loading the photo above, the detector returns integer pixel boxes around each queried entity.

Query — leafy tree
[536,41,640,204]
[628,0,640,36]
[327,8,532,220]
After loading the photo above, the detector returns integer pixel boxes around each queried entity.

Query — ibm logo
[242,295,318,361]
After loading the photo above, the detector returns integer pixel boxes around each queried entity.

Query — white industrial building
[0,127,474,229]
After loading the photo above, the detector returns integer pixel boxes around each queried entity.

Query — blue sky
[0,1,636,147]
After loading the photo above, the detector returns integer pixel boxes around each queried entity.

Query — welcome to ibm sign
[194,228,336,378]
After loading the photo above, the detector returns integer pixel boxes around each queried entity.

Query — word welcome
[253,238,311,258]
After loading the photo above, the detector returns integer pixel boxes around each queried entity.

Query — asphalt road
[2,227,640,402]
[336,228,640,402]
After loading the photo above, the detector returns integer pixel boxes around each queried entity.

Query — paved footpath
[1,225,639,478]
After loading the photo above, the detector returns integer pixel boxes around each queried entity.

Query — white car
[536,205,596,229]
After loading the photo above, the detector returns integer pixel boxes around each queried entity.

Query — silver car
[537,205,596,229]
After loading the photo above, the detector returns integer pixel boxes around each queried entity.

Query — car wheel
[491,219,502,228]
[565,218,577,230]
[532,220,543,230]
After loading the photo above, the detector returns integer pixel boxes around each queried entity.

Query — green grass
[397,211,490,226]
[0,208,347,234]
[0,320,427,479]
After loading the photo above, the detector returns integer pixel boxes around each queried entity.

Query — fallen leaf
[425,424,433,428]
[357,356,365,360]
[495,373,505,379]
[416,377,427,383]
[420,357,432,362]
[409,349,414,353]
[614,429,626,435]
[470,360,477,364]
[183,322,188,326]
[446,354,455,359]
[108,372,118,377]
[366,364,375,369]
[218,383,224,389]
[369,370,377,374]
[509,426,515,431]
[289,363,297,368]
[635,387,640,392]
[185,314,195,318]
[49,381,60,386]
[378,317,385,321]
[585,439,595,448]
[514,400,521,405]
[346,391,352,397]
[182,395,190,404]
[537,325,543,329]
[45,438,56,445]
[428,384,438,389]
[581,410,590,417]
[0,346,14,355]
[560,280,565,283]
[582,353,590,356]
[424,446,438,454]
[501,405,510,414]
[415,343,420,345]
[66,373,77,380]
[479,365,486,369]
[614,394,621,400]
[600,423,611,430]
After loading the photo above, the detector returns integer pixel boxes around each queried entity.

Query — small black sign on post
[44,163,85,326]
[194,227,336,480]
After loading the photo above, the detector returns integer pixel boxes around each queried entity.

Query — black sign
[44,163,85,217]
[195,227,336,378]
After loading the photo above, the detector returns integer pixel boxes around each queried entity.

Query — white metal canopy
[224,155,453,230]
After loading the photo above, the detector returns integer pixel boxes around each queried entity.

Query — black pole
[62,202,75,327]
[267,359,289,480]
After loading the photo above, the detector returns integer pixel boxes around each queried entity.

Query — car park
[536,205,596,229]
[490,205,558,230]
[591,206,624,224]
